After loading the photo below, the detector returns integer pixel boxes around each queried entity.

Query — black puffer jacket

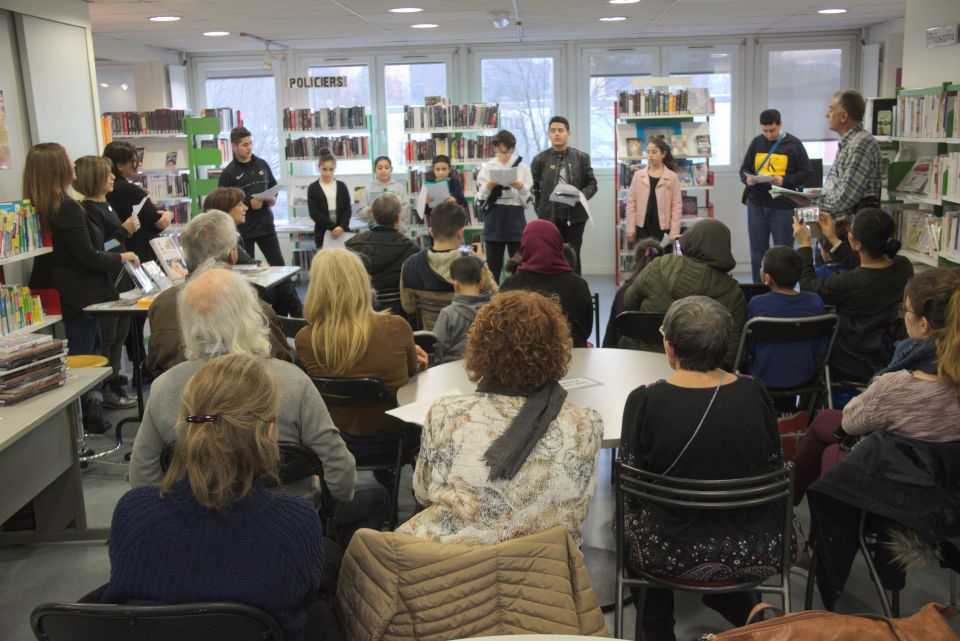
[345,226,420,294]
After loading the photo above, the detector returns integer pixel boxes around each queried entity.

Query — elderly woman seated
[396,290,603,545]
[620,295,785,641]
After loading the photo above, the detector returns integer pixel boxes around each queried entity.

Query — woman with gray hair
[619,295,784,641]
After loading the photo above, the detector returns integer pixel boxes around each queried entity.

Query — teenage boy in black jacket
[218,126,303,316]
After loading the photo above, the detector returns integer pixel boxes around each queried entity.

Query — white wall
[902,0,960,88]
[0,10,30,201]
[96,63,137,113]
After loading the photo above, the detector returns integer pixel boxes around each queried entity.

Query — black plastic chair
[30,601,285,641]
[413,330,438,356]
[591,292,601,347]
[375,287,403,314]
[278,442,336,532]
[739,283,771,304]
[277,316,308,340]
[732,313,840,414]
[614,461,795,638]
[411,292,453,332]
[310,377,412,530]
[611,311,666,351]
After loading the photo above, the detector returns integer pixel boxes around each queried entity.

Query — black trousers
[554,220,586,275]
[485,241,520,285]
[242,233,303,317]
[631,586,756,641]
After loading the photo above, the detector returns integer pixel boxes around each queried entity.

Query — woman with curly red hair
[396,290,604,545]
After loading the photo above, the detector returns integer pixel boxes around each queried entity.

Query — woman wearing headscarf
[499,219,594,347]
[396,290,603,544]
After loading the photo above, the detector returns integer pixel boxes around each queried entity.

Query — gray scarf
[479,381,568,481]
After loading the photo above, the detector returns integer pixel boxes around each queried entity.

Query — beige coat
[337,525,608,641]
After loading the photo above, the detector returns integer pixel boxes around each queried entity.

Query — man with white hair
[145,210,292,375]
[131,267,387,542]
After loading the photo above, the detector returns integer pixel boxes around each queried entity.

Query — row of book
[891,93,957,139]
[199,108,237,133]
[0,200,44,260]
[103,110,188,136]
[404,104,499,131]
[404,136,497,164]
[131,173,190,200]
[284,135,370,160]
[0,285,46,336]
[894,154,960,201]
[938,210,960,262]
[199,139,234,165]
[621,133,712,159]
[282,107,368,132]
[166,201,191,225]
[0,334,68,406]
[617,88,712,117]
[618,159,712,189]
[409,168,480,196]
[896,209,942,257]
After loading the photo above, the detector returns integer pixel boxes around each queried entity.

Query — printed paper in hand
[148,237,189,281]
[386,388,463,425]
[489,167,518,185]
[425,180,451,203]
[549,184,595,225]
[745,173,776,184]
[322,230,356,250]
[770,185,817,201]
[559,377,602,391]
[141,261,173,291]
[123,262,157,294]
[131,196,149,220]
[251,184,281,201]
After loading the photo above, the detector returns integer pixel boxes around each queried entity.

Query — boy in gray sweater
[432,255,491,364]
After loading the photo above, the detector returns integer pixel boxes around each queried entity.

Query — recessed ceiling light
[608,0,640,4]
[411,23,438,28]
[600,16,628,21]
[203,31,230,36]
[120,83,129,91]
[99,82,109,88]
[390,7,423,13]
[149,16,181,22]
[818,8,847,14]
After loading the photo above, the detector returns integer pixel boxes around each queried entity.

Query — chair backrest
[30,601,285,641]
[733,313,840,376]
[277,316,309,340]
[739,283,771,304]
[615,461,795,581]
[412,291,453,331]
[375,287,402,308]
[278,442,322,485]
[612,311,665,345]
[413,330,438,355]
[591,292,601,347]
[311,377,397,409]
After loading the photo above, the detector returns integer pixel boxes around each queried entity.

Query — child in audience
[422,154,468,224]
[357,156,407,224]
[746,245,826,390]
[432,255,490,364]
[815,219,850,279]
[602,239,663,347]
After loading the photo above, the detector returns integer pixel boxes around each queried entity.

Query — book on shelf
[424,96,445,106]
[625,138,642,157]
[617,88,712,117]
[617,162,644,190]
[409,168,474,195]
[0,200,44,259]
[682,195,699,217]
[617,121,710,159]
[131,173,190,200]
[404,103,499,130]
[148,237,189,281]
[199,107,236,132]
[282,107,367,132]
[102,110,187,136]
[893,92,954,138]
[0,337,68,406]
[670,135,688,156]
[696,135,712,156]
[405,135,496,164]
[691,162,711,186]
[284,135,369,160]
[897,158,932,194]
[0,285,46,336]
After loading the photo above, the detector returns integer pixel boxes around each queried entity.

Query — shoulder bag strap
[662,377,724,476]
[756,133,786,174]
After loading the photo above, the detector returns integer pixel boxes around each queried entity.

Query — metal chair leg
[804,543,817,610]
[858,511,894,617]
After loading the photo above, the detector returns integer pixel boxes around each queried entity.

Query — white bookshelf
[0,247,52,266]
[3,315,62,338]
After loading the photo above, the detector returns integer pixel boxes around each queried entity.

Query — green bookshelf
[185,116,226,216]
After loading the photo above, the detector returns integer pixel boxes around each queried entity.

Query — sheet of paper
[386,388,463,425]
[489,167,518,185]
[425,180,450,203]
[549,184,595,226]
[130,195,149,220]
[251,184,281,201]
[322,230,357,250]
[770,185,816,200]
[415,188,429,217]
[746,173,776,184]
[559,377,602,391]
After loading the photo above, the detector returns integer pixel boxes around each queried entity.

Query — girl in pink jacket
[626,137,683,242]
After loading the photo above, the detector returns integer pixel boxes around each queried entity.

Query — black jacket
[106,175,163,262]
[739,132,812,209]
[307,179,352,246]
[218,155,278,239]
[345,226,420,295]
[499,270,593,347]
[530,146,597,225]
[29,199,122,319]
[423,171,469,223]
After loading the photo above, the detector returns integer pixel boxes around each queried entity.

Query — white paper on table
[251,184,281,201]
[131,196,149,220]
[559,377,601,391]
[489,167,518,185]
[322,230,357,249]
[386,388,463,425]
[745,173,776,184]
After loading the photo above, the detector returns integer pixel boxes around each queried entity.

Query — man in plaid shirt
[819,89,882,221]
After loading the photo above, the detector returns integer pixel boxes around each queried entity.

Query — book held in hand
[148,237,189,281]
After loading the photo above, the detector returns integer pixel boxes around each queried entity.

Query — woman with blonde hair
[295,248,427,455]
[103,354,334,641]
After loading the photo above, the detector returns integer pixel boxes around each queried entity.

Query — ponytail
[937,289,960,397]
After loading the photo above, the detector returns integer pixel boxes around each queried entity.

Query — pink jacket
[625,166,683,239]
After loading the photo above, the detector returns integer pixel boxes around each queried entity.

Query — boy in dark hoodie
[432,255,491,364]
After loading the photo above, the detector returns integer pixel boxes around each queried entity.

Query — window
[384,62,447,172]
[587,50,658,167]
[481,57,555,162]
[307,64,371,176]
[205,76,280,178]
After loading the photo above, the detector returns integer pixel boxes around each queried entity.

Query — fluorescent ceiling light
[818,8,848,13]
[390,7,423,13]
[99,82,109,88]
[600,16,627,21]
[203,31,230,36]
[411,23,438,28]
[149,16,180,22]
[608,0,640,3]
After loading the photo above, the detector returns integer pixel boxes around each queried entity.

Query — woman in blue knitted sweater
[102,354,328,641]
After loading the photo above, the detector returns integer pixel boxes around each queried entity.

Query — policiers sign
[288,76,347,89]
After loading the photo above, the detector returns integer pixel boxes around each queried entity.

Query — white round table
[397,347,674,448]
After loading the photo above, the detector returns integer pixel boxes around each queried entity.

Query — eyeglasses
[659,325,665,337]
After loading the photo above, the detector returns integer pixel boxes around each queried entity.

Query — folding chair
[614,461,795,638]
[591,292,601,347]
[276,316,308,340]
[413,330,438,356]
[611,311,666,352]
[739,283,771,305]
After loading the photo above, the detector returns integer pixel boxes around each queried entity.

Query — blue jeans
[748,202,795,283]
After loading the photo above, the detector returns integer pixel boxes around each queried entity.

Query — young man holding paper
[530,116,597,275]
[739,109,812,283]
[218,126,302,316]
[477,130,532,284]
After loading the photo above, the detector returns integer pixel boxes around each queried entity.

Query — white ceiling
[88,0,906,54]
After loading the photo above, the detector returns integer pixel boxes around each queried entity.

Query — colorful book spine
[0,200,45,260]
[0,285,45,336]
